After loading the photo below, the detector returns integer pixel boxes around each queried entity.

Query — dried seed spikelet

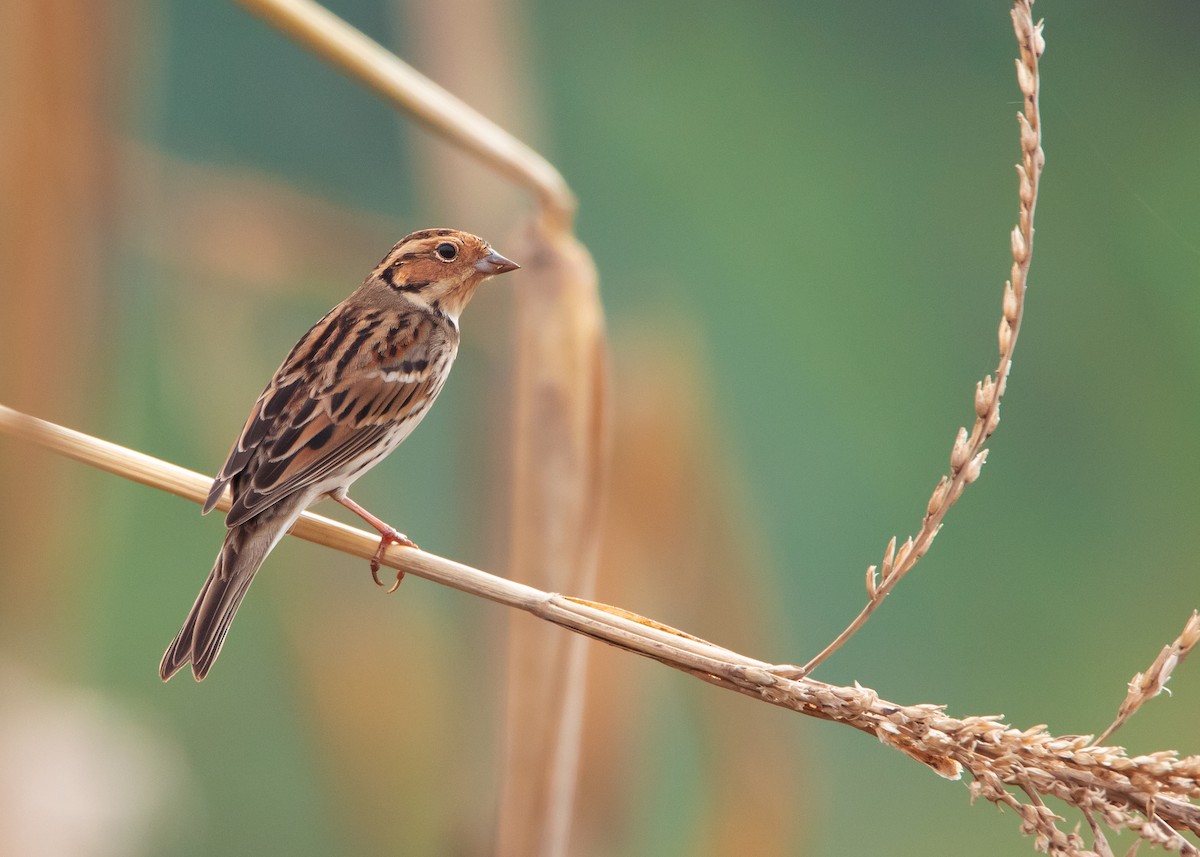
[999,317,1014,353]
[985,404,1001,436]
[936,470,955,511]
[1014,57,1035,97]
[951,427,971,471]
[975,377,994,418]
[964,449,988,484]
[1003,281,1020,322]
[865,564,878,598]
[926,476,948,517]
[1011,225,1028,264]
[1181,609,1200,648]
[928,755,963,781]
[1010,13,1029,54]
[1034,20,1046,57]
[1016,164,1034,206]
[923,493,938,521]
[880,535,897,581]
[1018,112,1039,156]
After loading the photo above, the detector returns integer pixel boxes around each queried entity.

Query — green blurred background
[2,1,1199,855]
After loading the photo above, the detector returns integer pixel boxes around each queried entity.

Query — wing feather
[204,305,454,527]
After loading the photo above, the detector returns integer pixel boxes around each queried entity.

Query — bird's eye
[436,242,458,261]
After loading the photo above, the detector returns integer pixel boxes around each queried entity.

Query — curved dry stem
[3,401,1200,855]
[234,0,575,229]
[800,0,1047,677]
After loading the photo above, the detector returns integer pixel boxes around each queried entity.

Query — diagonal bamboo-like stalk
[0,403,770,680]
[235,0,574,227]
[5,400,1200,856]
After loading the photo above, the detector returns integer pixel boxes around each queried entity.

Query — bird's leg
[328,491,416,592]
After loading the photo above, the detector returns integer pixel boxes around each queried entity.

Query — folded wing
[202,305,451,527]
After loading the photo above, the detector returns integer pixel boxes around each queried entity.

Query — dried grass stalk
[235,0,574,225]
[4,401,1199,856]
[799,0,1047,677]
[0,0,112,622]
[498,220,608,857]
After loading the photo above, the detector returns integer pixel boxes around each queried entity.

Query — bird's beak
[475,251,520,275]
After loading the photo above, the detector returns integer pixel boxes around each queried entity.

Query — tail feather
[160,504,296,681]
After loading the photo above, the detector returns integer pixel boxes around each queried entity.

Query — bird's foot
[370,528,417,593]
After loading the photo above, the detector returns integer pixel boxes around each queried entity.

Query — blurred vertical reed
[576,325,804,856]
[499,222,605,857]
[0,0,115,649]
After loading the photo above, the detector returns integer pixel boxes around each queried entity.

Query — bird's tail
[160,508,292,681]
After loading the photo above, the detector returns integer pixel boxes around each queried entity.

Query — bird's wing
[203,306,451,528]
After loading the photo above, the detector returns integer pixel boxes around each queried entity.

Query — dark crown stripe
[402,228,456,242]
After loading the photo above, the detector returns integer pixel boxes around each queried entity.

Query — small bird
[160,228,519,681]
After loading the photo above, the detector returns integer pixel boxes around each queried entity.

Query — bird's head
[366,228,519,321]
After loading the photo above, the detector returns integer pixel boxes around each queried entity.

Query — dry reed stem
[799,0,1047,677]
[234,0,574,229]
[4,401,1200,855]
[599,329,806,855]
[499,220,608,857]
[0,0,112,622]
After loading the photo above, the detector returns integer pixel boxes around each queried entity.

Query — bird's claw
[369,561,405,593]
[369,528,417,593]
